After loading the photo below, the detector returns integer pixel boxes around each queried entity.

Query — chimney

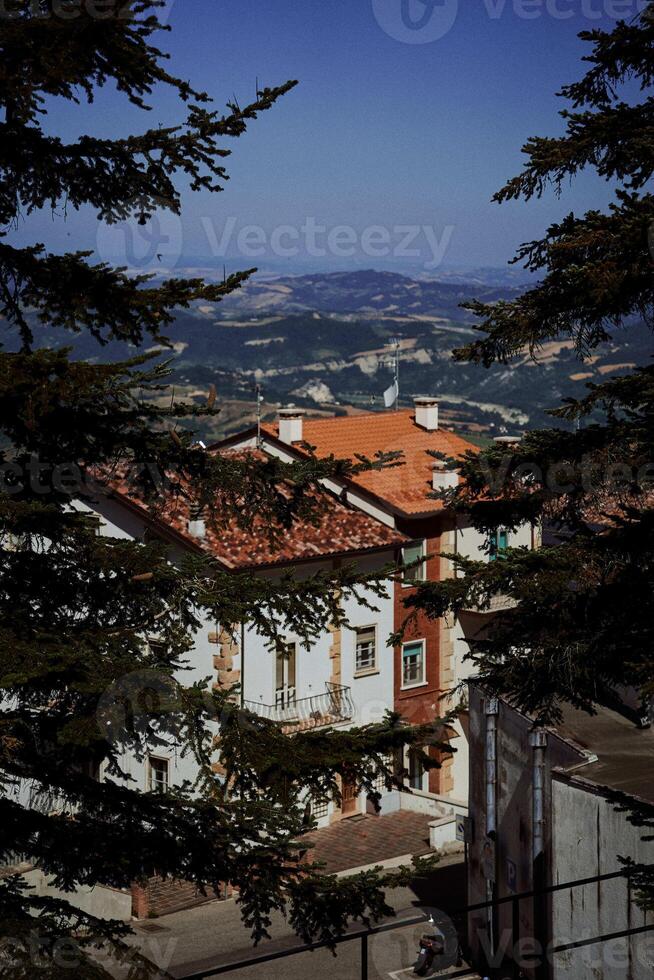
[188,502,206,540]
[432,460,459,491]
[414,397,439,431]
[278,406,305,444]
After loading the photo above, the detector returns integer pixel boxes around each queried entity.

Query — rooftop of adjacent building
[259,402,480,518]
[103,447,407,571]
[553,700,654,806]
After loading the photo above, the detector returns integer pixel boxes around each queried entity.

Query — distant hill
[216,268,523,319]
[18,268,652,440]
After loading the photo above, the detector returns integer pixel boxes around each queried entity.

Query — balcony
[244,682,354,732]
[461,593,517,615]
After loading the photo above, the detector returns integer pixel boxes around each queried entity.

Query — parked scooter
[413,915,445,976]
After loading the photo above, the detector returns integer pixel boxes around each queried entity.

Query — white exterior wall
[77,497,215,793]
[232,553,394,728]
[234,552,397,824]
[551,778,654,980]
[455,518,533,564]
[448,517,536,805]
[448,617,471,804]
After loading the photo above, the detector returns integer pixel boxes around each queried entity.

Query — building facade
[85,450,406,828]
[219,400,537,811]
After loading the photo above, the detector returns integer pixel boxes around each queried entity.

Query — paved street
[110,856,469,980]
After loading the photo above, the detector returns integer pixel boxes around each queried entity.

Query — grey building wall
[551,776,654,980]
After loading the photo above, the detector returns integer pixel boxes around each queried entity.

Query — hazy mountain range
[23,269,651,440]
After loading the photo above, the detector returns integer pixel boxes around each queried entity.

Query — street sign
[456,815,473,843]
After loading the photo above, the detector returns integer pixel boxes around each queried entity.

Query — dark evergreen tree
[0,4,448,976]
[405,1,654,900]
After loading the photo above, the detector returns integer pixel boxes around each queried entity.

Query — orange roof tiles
[264,409,479,516]
[105,449,407,571]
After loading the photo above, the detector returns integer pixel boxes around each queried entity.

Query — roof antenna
[382,338,401,411]
[255,383,263,448]
[393,338,400,411]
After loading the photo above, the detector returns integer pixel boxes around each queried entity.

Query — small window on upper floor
[146,637,166,660]
[402,540,426,585]
[401,640,426,689]
[354,626,377,675]
[489,528,509,561]
[148,756,169,794]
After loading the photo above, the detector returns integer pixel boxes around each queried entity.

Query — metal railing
[244,682,354,729]
[176,861,654,980]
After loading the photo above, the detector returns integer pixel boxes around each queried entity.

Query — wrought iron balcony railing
[462,593,517,614]
[244,682,354,730]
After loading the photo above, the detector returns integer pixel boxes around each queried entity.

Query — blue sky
[19,0,640,274]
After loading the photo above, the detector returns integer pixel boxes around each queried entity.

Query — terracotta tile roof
[302,811,433,874]
[263,409,479,516]
[104,449,407,571]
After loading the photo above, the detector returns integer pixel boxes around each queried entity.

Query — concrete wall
[218,553,395,724]
[23,869,132,922]
[551,777,654,980]
[466,685,581,971]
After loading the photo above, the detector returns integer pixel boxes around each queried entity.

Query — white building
[85,446,407,826]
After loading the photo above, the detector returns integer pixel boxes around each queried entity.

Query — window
[402,640,425,688]
[489,528,509,561]
[275,642,296,709]
[402,540,425,585]
[372,754,393,795]
[311,796,329,820]
[148,757,169,793]
[146,637,166,659]
[408,749,424,791]
[355,626,377,674]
